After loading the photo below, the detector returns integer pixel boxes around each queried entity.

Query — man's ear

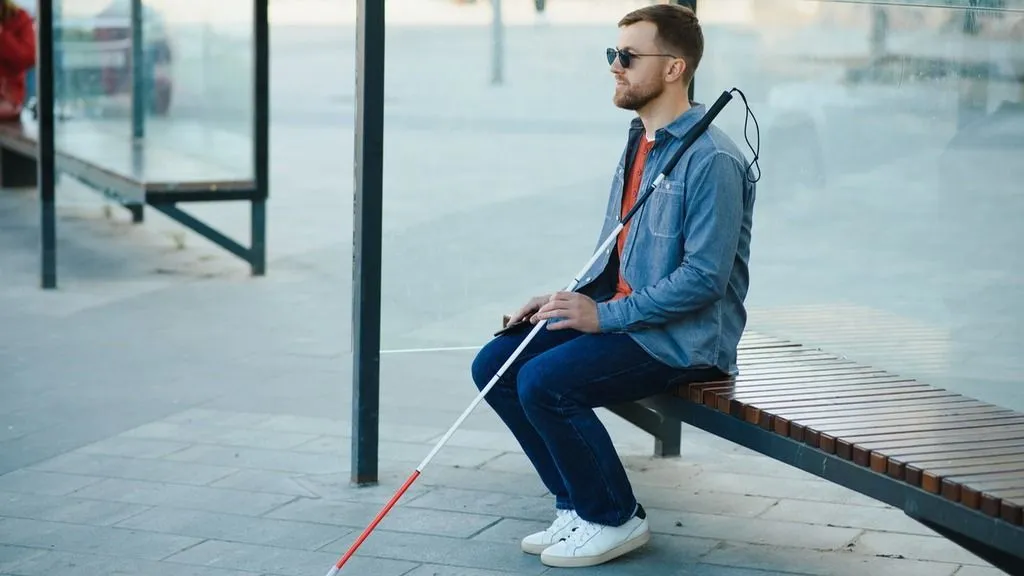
[665,59,687,83]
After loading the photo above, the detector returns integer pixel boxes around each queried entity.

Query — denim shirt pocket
[644,179,686,238]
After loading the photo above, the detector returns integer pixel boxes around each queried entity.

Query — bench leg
[250,197,266,276]
[605,401,682,458]
[127,204,144,223]
[1,147,38,188]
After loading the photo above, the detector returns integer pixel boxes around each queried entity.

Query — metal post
[252,0,269,275]
[38,0,57,289]
[491,0,503,84]
[351,0,385,486]
[131,0,145,140]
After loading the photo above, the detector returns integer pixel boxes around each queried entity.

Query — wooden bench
[0,119,266,284]
[609,330,1024,574]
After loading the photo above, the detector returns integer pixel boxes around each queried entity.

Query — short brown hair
[618,3,703,84]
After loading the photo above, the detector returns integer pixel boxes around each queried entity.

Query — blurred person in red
[0,0,35,122]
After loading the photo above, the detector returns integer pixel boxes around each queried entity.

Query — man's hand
[534,291,600,333]
[507,294,552,327]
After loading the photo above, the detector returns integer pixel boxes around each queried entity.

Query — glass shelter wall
[696,0,1024,410]
[375,0,1022,411]
[51,0,254,193]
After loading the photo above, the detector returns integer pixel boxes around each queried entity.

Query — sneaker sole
[540,528,650,568]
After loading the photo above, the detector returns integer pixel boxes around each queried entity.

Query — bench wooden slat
[942,471,1024,503]
[791,402,1002,443]
[718,382,931,419]
[713,377,913,415]
[746,390,959,430]
[880,438,1024,475]
[816,415,1024,452]
[998,492,1024,524]
[759,393,974,432]
[682,371,896,403]
[916,457,1024,493]
[886,443,1024,479]
[850,426,1024,466]
[958,474,1024,507]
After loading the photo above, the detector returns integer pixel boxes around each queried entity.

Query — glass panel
[379,1,640,353]
[51,0,253,198]
[696,0,1024,409]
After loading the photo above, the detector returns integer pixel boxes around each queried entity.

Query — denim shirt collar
[628,102,707,141]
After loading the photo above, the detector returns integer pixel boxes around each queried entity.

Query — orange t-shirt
[612,135,655,301]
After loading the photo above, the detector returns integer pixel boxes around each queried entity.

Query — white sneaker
[539,505,650,568]
[521,508,579,555]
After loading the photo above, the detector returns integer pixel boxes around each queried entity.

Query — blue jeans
[470,324,725,526]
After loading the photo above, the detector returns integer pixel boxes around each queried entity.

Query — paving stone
[0,469,104,496]
[74,436,193,459]
[700,542,961,576]
[403,565,527,576]
[68,478,296,517]
[687,566,809,576]
[619,456,706,489]
[266,497,501,539]
[0,545,46,572]
[0,549,264,576]
[123,422,321,451]
[758,499,937,536]
[852,532,987,567]
[114,507,352,551]
[163,408,278,429]
[163,445,346,475]
[28,452,238,486]
[258,414,441,443]
[164,539,416,576]
[632,485,777,519]
[470,518,549,546]
[952,565,1011,576]
[209,469,322,498]
[422,429,528,453]
[319,530,548,575]
[0,517,202,561]
[414,465,549,498]
[0,491,149,526]
[647,507,862,551]
[291,437,505,470]
[294,473,435,503]
[687,472,889,508]
[403,487,556,522]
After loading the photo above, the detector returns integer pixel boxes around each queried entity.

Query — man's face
[610,21,672,111]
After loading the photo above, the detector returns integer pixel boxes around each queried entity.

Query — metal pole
[252,0,269,275]
[131,0,144,140]
[491,0,503,84]
[38,0,56,289]
[351,0,385,486]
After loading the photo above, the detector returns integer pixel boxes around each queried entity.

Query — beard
[613,78,664,111]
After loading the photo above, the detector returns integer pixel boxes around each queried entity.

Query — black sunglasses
[606,47,678,69]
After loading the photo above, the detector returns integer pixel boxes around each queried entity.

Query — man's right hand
[507,294,552,326]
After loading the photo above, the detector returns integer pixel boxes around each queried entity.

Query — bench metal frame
[609,395,1024,575]
[5,0,270,289]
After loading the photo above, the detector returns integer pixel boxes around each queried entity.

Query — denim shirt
[578,103,756,376]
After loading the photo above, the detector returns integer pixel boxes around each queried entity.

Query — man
[470,3,755,569]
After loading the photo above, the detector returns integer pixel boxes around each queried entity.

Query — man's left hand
[533,291,601,333]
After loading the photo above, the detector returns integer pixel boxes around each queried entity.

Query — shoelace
[564,519,601,547]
